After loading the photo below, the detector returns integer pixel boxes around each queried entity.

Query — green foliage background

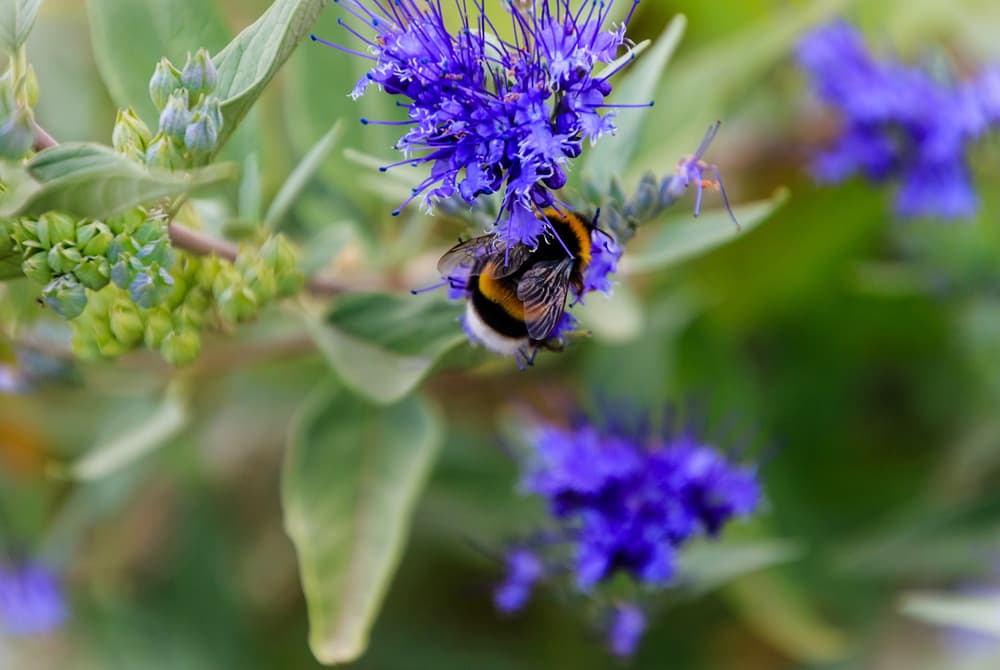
[4,0,1000,668]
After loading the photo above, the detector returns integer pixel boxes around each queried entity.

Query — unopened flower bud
[112,107,153,158]
[47,242,82,275]
[196,256,222,288]
[23,65,39,108]
[145,132,183,170]
[11,217,41,251]
[180,49,218,98]
[182,285,209,314]
[260,235,304,296]
[183,113,217,155]
[74,256,111,291]
[0,106,34,160]
[194,97,223,135]
[149,58,181,111]
[110,257,131,289]
[128,271,171,309]
[42,276,88,320]
[92,319,129,358]
[43,212,77,246]
[217,285,258,324]
[158,89,190,143]
[160,329,201,366]
[80,222,113,257]
[21,251,51,283]
[174,301,205,329]
[165,273,188,310]
[107,208,144,236]
[144,307,173,348]
[109,298,144,346]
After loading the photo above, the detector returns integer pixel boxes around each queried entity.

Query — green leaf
[238,153,260,221]
[901,592,1000,637]
[212,0,326,151]
[61,383,188,481]
[265,120,343,230]
[85,0,232,121]
[283,381,443,665]
[625,187,788,274]
[0,0,41,53]
[575,282,645,343]
[4,142,237,219]
[725,569,852,664]
[582,15,686,190]
[676,539,802,595]
[304,292,465,405]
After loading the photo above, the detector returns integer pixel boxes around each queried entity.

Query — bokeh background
[5,0,1000,668]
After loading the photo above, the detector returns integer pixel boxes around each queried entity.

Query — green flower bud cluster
[5,206,186,320]
[113,48,223,168]
[6,212,113,319]
[71,234,304,365]
[105,208,176,309]
[0,52,40,160]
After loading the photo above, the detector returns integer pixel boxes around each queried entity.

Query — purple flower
[607,603,646,657]
[322,0,642,246]
[0,561,68,636]
[581,230,623,297]
[493,403,764,658]
[520,411,761,590]
[493,549,544,614]
[798,20,1000,220]
[664,121,737,224]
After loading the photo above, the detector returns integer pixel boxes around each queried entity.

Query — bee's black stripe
[470,275,528,339]
[531,210,592,275]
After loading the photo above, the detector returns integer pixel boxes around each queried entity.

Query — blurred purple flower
[493,549,544,614]
[0,561,67,636]
[607,603,646,657]
[523,419,760,590]
[322,0,643,246]
[492,403,764,657]
[798,20,999,219]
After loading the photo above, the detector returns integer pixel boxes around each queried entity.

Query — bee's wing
[516,258,574,340]
[437,236,532,278]
[436,235,497,276]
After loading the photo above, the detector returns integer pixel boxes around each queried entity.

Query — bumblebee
[437,208,598,366]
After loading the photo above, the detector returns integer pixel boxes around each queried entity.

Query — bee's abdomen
[470,274,529,338]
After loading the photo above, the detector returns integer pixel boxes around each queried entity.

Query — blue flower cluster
[0,560,67,636]
[326,0,641,246]
[798,21,1000,220]
[495,409,761,657]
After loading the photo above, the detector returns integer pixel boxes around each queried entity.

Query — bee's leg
[514,350,527,371]
[524,345,539,367]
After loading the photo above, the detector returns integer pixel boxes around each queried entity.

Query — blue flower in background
[797,20,1000,220]
[493,549,544,614]
[321,0,643,246]
[0,561,67,637]
[607,603,646,658]
[495,406,761,656]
